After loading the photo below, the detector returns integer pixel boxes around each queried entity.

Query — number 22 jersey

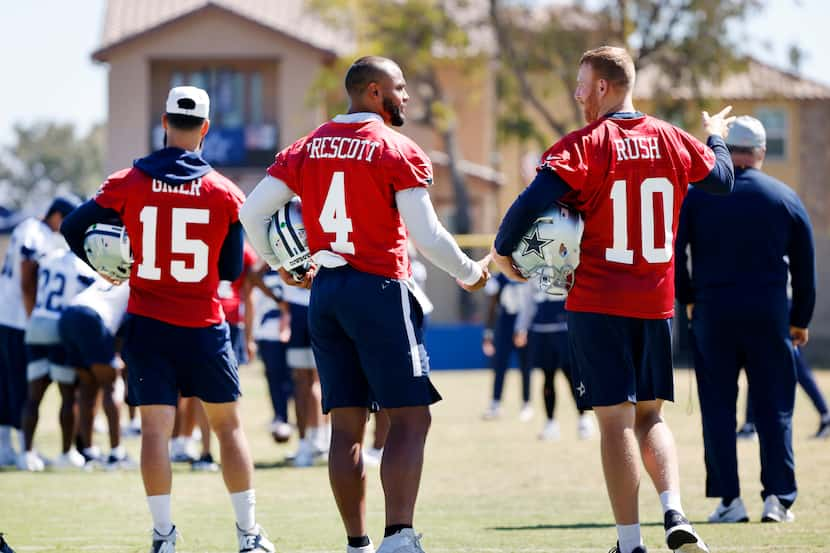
[267,112,433,280]
[94,164,245,327]
[539,113,715,319]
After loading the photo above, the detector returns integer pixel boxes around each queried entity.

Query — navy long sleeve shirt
[675,167,816,328]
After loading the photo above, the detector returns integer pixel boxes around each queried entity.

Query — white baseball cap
[725,115,766,149]
[165,86,210,119]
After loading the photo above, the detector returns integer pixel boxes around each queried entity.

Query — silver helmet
[83,223,133,281]
[267,198,312,281]
[511,204,583,296]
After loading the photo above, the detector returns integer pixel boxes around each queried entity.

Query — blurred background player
[241,56,489,553]
[218,242,259,365]
[514,283,594,441]
[19,246,97,471]
[481,272,532,421]
[59,277,133,469]
[0,196,77,466]
[676,115,815,524]
[251,266,293,443]
[285,284,330,467]
[61,86,274,552]
[492,46,734,553]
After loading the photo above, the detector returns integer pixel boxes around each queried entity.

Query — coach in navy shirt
[676,116,816,525]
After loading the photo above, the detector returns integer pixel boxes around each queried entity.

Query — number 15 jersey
[267,112,433,280]
[540,114,715,319]
[94,166,245,327]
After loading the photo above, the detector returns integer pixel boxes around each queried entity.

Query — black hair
[166,112,205,131]
[345,56,397,95]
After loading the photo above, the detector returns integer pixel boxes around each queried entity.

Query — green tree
[0,122,104,208]
[309,0,489,236]
[490,0,762,140]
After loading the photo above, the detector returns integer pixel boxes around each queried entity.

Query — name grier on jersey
[306,136,382,162]
[614,136,661,162]
[151,179,202,196]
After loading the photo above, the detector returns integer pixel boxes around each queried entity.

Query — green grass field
[2,366,829,552]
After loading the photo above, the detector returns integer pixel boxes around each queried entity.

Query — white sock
[616,523,643,553]
[659,490,684,515]
[147,494,173,535]
[230,489,256,532]
[111,444,126,459]
[0,426,10,450]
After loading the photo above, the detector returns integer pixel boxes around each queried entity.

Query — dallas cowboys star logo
[577,381,586,397]
[520,228,553,259]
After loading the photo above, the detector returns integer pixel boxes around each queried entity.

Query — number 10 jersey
[539,114,716,319]
[266,113,433,280]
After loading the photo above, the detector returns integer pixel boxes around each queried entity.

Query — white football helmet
[511,204,583,296]
[267,198,311,280]
[83,223,133,281]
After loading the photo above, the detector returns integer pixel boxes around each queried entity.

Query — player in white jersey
[19,248,98,470]
[0,196,78,466]
[251,269,293,443]
[283,285,330,466]
[60,280,132,469]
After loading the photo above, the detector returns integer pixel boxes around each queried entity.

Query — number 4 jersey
[539,113,715,319]
[94,164,245,327]
[266,112,433,280]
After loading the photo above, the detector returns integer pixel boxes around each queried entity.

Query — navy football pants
[0,325,27,428]
[691,302,797,504]
[490,311,530,403]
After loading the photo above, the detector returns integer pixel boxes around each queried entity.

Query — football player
[0,196,76,466]
[61,86,274,552]
[241,56,489,553]
[59,277,132,469]
[19,247,98,471]
[492,46,734,553]
[481,273,532,421]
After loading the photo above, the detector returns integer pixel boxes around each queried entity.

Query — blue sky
[0,0,827,147]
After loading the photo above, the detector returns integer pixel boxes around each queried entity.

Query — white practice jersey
[71,280,131,335]
[484,274,530,315]
[0,218,61,329]
[25,250,98,344]
[253,271,285,342]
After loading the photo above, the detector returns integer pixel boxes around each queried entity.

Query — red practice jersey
[218,242,258,325]
[540,114,716,319]
[267,113,432,280]
[95,169,245,327]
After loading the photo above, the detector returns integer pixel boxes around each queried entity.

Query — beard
[383,96,405,127]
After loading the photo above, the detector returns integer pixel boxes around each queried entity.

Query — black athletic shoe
[0,534,17,553]
[664,510,709,553]
[607,543,647,553]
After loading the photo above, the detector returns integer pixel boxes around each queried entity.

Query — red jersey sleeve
[93,169,131,214]
[382,139,434,192]
[537,134,590,192]
[674,128,716,183]
[267,138,308,195]
[224,178,246,224]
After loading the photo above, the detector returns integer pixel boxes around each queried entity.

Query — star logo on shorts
[521,228,553,259]
[577,381,586,397]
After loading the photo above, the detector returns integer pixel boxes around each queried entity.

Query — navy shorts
[25,343,76,384]
[309,266,441,413]
[121,314,241,406]
[0,324,27,427]
[287,304,315,369]
[59,305,116,370]
[568,312,674,410]
[528,331,569,372]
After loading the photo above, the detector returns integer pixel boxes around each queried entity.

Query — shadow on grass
[489,522,664,531]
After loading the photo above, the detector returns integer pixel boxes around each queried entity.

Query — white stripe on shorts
[398,281,422,377]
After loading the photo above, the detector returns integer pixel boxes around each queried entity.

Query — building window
[153,63,278,167]
[755,107,788,160]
